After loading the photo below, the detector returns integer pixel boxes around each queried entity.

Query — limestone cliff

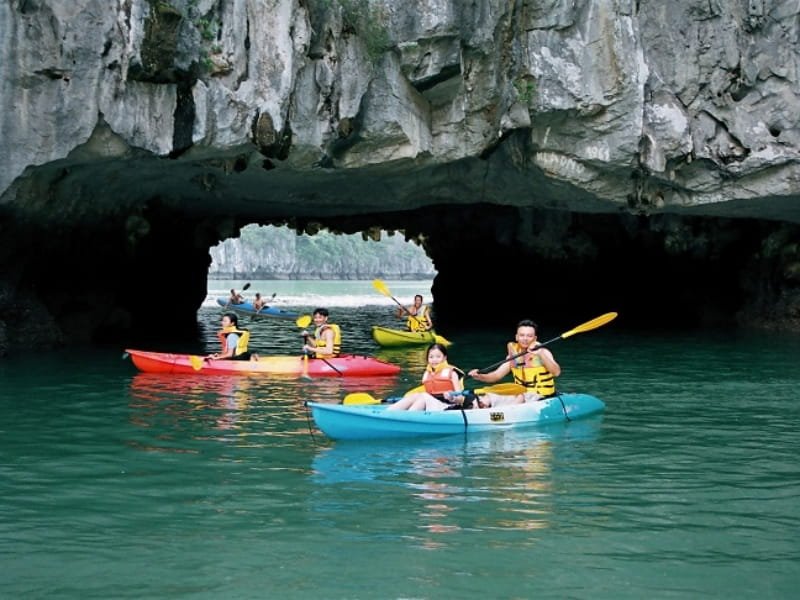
[208,225,436,279]
[1,0,800,355]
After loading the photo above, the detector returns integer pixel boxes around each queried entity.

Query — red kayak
[125,349,401,377]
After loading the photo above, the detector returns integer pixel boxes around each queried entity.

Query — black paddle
[254,292,277,313]
[224,282,251,307]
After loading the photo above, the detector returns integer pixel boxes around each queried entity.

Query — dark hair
[426,343,449,358]
[313,308,329,317]
[224,312,239,326]
[517,319,537,331]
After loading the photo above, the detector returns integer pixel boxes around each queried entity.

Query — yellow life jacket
[408,305,431,332]
[313,323,341,357]
[423,361,458,395]
[217,326,250,357]
[508,342,556,396]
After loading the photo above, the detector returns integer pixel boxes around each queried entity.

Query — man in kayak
[467,319,561,407]
[207,313,254,361]
[396,294,433,332]
[227,288,245,305]
[253,292,267,312]
[301,308,341,358]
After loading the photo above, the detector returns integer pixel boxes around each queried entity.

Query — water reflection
[127,372,403,450]
[309,417,604,539]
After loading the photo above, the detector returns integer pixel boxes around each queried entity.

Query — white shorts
[479,393,523,408]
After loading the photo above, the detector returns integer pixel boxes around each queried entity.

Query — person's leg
[387,393,422,410]
[408,393,439,410]
[424,397,450,411]
[401,393,440,411]
[408,397,429,410]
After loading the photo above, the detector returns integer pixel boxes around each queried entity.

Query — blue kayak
[305,393,605,440]
[216,297,299,320]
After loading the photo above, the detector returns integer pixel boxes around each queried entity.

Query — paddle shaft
[302,330,343,376]
[224,282,251,306]
[343,381,523,406]
[476,312,618,374]
[477,336,561,374]
[373,279,430,329]
[254,292,277,313]
[391,295,427,328]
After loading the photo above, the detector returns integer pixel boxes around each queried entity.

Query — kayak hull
[371,325,450,347]
[216,297,299,320]
[126,349,401,377]
[305,393,605,440]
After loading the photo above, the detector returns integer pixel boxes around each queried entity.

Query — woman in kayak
[396,294,433,332]
[388,343,469,411]
[467,319,560,407]
[206,313,254,361]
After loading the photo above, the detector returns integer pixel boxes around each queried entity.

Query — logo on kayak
[489,412,505,422]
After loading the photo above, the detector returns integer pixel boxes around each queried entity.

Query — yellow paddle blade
[561,312,618,339]
[372,279,391,297]
[296,315,312,328]
[434,334,452,347]
[474,383,527,396]
[343,393,381,405]
[403,384,425,397]
[189,355,204,371]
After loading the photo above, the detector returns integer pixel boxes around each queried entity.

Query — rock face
[208,225,436,279]
[1,0,800,355]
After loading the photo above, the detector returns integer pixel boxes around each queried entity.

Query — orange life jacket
[423,361,458,395]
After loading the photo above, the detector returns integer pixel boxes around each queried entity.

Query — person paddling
[301,308,342,358]
[253,292,267,313]
[227,288,245,305]
[395,294,433,332]
[468,319,560,407]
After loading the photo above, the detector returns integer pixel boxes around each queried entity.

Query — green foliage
[199,53,214,72]
[146,0,218,71]
[196,17,216,41]
[340,0,390,64]
[514,77,536,105]
[310,0,390,65]
[152,0,179,14]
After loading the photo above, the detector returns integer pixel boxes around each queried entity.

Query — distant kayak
[371,325,451,347]
[216,297,299,320]
[126,349,401,377]
[305,393,605,440]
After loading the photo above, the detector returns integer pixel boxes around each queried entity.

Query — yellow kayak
[371,326,451,347]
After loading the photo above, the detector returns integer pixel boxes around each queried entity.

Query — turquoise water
[1,281,799,598]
